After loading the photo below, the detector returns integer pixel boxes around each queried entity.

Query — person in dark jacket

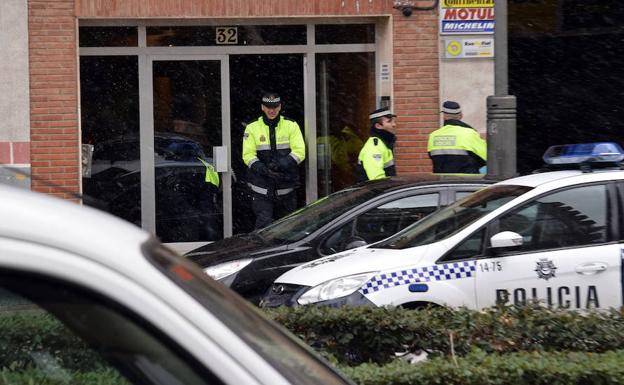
[242,92,306,229]
[356,107,397,182]
[427,100,486,174]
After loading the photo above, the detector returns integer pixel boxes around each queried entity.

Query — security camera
[401,6,413,17]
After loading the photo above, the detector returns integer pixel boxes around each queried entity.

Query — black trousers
[252,192,297,229]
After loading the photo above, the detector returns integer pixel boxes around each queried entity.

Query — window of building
[146,25,307,46]
[315,24,375,44]
[316,52,375,195]
[80,56,141,227]
[79,27,138,47]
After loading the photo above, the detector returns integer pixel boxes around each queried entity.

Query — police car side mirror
[490,231,523,249]
[346,236,367,250]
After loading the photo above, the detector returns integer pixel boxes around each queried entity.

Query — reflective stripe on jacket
[356,137,396,181]
[242,115,305,196]
[427,123,486,174]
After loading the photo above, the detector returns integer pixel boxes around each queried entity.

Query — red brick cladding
[29,0,79,198]
[392,9,438,174]
[25,1,436,201]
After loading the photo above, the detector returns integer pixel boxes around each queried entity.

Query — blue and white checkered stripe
[359,260,477,295]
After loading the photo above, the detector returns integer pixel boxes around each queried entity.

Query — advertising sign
[443,37,494,59]
[441,0,493,7]
[440,0,495,35]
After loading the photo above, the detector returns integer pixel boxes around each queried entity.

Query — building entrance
[78,22,379,249]
[229,54,304,234]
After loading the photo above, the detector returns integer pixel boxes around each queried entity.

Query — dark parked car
[83,132,225,242]
[186,176,494,304]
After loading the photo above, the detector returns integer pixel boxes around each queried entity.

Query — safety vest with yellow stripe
[356,136,396,181]
[242,115,305,197]
[427,122,486,175]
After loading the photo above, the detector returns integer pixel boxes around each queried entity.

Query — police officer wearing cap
[356,107,397,181]
[242,92,306,229]
[427,101,486,174]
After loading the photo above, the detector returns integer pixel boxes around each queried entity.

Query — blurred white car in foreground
[0,183,352,385]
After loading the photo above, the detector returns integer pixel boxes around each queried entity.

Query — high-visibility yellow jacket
[427,120,486,174]
[356,134,396,181]
[242,115,305,197]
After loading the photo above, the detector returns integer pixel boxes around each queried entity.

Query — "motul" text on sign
[443,8,494,20]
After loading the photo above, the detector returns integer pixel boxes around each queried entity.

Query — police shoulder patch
[243,132,249,140]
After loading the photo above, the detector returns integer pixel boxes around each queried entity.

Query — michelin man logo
[535,258,557,281]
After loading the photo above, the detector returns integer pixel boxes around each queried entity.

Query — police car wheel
[399,301,441,310]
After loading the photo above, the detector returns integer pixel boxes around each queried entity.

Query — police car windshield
[256,185,385,243]
[375,185,532,249]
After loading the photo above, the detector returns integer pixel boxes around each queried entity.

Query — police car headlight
[297,272,378,305]
[203,258,253,281]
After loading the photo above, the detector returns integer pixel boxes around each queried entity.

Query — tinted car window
[440,228,486,262]
[321,193,440,254]
[257,185,388,243]
[495,184,609,252]
[455,191,476,200]
[376,185,532,250]
[0,275,221,385]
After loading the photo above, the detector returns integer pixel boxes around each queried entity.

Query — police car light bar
[543,142,624,165]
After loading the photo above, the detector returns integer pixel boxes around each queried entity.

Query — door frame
[79,20,383,249]
[141,55,232,242]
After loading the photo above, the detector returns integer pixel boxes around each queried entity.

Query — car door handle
[575,262,608,275]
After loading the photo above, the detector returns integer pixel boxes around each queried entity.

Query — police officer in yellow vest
[428,101,486,174]
[242,92,306,229]
[356,107,397,182]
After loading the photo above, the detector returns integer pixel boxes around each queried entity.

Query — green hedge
[6,305,624,385]
[265,305,624,365]
[0,312,105,371]
[340,349,624,385]
[0,367,129,385]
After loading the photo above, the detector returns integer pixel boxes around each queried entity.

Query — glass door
[145,56,230,244]
[228,54,304,234]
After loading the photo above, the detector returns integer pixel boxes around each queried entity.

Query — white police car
[0,183,352,385]
[262,143,624,311]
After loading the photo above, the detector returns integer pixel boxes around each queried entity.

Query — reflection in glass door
[80,56,141,227]
[152,60,224,242]
[316,52,375,196]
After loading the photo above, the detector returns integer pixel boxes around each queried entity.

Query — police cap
[261,92,282,108]
[441,100,461,114]
[369,107,396,120]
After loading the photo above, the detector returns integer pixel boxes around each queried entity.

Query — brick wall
[393,10,439,174]
[0,142,30,164]
[75,0,396,17]
[29,0,79,198]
